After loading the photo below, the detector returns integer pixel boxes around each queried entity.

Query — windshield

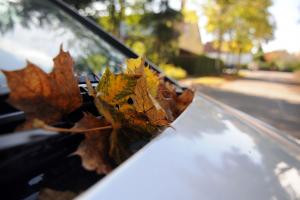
[0,0,127,88]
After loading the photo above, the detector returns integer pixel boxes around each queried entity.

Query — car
[0,0,300,200]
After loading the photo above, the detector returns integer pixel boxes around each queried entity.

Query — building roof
[178,22,202,55]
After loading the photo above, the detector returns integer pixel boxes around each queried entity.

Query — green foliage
[139,7,183,63]
[203,0,274,68]
[172,55,223,76]
[263,51,300,72]
[258,60,300,72]
[159,63,187,80]
[254,45,266,62]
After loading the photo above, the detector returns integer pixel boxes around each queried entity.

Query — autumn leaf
[92,65,166,164]
[2,43,195,175]
[156,80,177,121]
[74,112,112,174]
[175,88,194,114]
[126,57,144,74]
[96,67,140,113]
[125,57,168,126]
[157,80,194,119]
[88,96,152,164]
[32,112,113,174]
[126,57,159,97]
[39,188,77,200]
[2,46,82,128]
[133,75,169,127]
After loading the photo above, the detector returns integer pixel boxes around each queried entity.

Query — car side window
[0,0,126,88]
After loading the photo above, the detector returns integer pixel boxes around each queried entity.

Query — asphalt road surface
[185,70,300,139]
[198,86,300,139]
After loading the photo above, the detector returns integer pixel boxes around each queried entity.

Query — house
[203,42,253,66]
[177,21,203,56]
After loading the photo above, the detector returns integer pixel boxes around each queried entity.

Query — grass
[191,77,226,86]
[187,72,243,86]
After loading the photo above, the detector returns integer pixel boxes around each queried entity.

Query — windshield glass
[0,0,126,88]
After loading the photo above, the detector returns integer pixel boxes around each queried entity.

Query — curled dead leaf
[2,46,82,129]
[74,113,112,174]
[133,76,169,127]
[156,80,177,121]
[39,188,77,200]
[175,88,195,114]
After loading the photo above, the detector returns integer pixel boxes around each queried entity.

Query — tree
[203,0,274,70]
[230,0,274,69]
[139,1,182,63]
[254,45,266,63]
[203,0,235,71]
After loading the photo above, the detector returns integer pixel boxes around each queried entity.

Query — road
[183,70,300,139]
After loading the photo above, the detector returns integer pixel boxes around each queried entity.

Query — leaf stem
[42,124,112,133]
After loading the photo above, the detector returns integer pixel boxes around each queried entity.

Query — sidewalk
[181,70,300,104]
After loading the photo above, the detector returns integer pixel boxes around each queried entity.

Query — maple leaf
[175,88,194,114]
[133,75,169,127]
[74,112,112,174]
[96,67,140,114]
[90,97,152,164]
[85,57,192,169]
[156,80,177,121]
[92,65,166,164]
[126,57,159,97]
[157,80,194,119]
[39,188,76,200]
[2,46,82,128]
[125,57,168,126]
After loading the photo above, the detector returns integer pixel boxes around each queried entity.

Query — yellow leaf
[96,67,139,111]
[133,75,168,127]
[144,67,159,97]
[126,57,159,97]
[126,57,144,74]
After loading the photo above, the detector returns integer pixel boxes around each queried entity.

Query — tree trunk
[216,30,223,75]
[236,48,241,74]
[181,0,187,10]
[118,0,125,41]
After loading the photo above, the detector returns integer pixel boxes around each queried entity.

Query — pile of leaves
[2,47,194,174]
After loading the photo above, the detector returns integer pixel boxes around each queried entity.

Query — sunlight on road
[181,70,300,104]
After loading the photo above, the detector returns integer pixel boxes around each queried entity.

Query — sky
[171,0,300,53]
[263,0,300,53]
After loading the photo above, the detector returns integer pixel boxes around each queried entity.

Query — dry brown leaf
[75,112,112,174]
[156,80,177,121]
[125,57,169,127]
[175,88,194,114]
[38,188,77,200]
[133,76,169,127]
[156,80,194,119]
[2,46,82,128]
[126,57,159,97]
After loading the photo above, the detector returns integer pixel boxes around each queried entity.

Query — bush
[171,55,223,76]
[280,61,300,72]
[259,61,278,71]
[159,63,187,80]
[260,61,300,72]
